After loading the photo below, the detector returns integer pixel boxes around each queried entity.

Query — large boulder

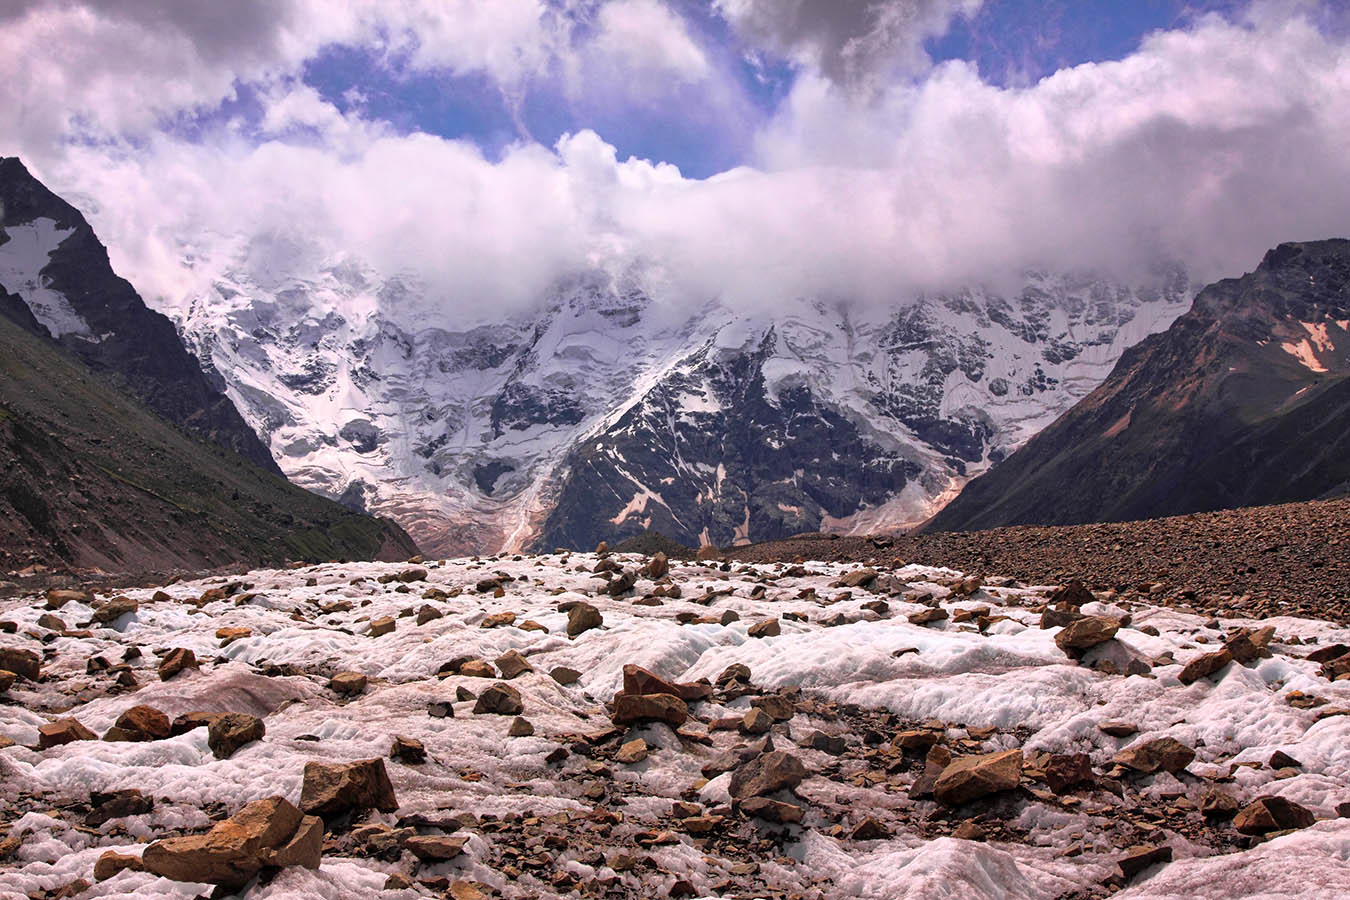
[208,713,265,759]
[91,596,138,625]
[1055,617,1119,652]
[472,683,524,715]
[621,664,711,702]
[1177,649,1232,685]
[0,648,40,680]
[567,603,603,637]
[106,705,171,742]
[611,692,687,728]
[38,718,97,749]
[142,796,320,887]
[934,749,1023,805]
[1233,796,1316,835]
[299,759,399,820]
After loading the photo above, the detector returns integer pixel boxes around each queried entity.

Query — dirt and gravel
[724,498,1350,624]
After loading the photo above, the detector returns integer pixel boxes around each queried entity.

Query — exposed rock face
[299,759,399,820]
[931,240,1350,533]
[141,796,320,887]
[934,749,1023,805]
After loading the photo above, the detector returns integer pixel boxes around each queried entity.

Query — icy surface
[0,218,93,338]
[2,554,1347,899]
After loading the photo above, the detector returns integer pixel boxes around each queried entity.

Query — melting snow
[0,218,94,339]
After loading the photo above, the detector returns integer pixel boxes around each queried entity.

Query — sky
[3,0,1350,318]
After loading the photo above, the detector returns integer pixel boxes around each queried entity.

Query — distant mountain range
[928,239,1350,533]
[160,220,1190,555]
[0,158,417,571]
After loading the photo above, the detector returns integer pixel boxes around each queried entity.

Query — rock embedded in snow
[300,758,399,820]
[38,717,96,749]
[508,716,534,736]
[93,851,144,881]
[158,647,198,680]
[567,602,604,636]
[390,735,426,763]
[0,647,40,680]
[106,704,171,742]
[748,618,781,638]
[208,712,265,759]
[934,749,1023,805]
[368,616,396,637]
[473,683,524,715]
[741,796,804,824]
[142,795,319,887]
[616,738,649,763]
[1117,843,1173,879]
[328,671,369,695]
[1233,796,1316,835]
[90,595,137,625]
[1178,648,1234,685]
[1054,616,1120,652]
[495,649,533,679]
[550,666,582,685]
[405,834,468,861]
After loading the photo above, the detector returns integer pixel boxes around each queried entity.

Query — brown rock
[406,834,469,861]
[1055,616,1119,652]
[567,602,603,637]
[550,666,583,685]
[328,671,368,695]
[368,616,396,637]
[508,716,534,736]
[1112,737,1195,775]
[748,618,781,638]
[646,552,669,579]
[1097,720,1139,737]
[158,648,198,681]
[91,596,138,625]
[616,738,649,763]
[473,683,524,715]
[85,789,152,827]
[851,817,891,840]
[45,589,89,608]
[38,718,97,749]
[934,749,1023,805]
[1234,795,1316,835]
[460,659,496,678]
[170,711,221,735]
[207,712,265,759]
[696,544,721,561]
[0,670,15,693]
[740,797,803,823]
[1200,787,1240,817]
[1118,844,1172,879]
[1178,649,1232,685]
[909,607,949,625]
[740,708,774,735]
[1048,581,1095,608]
[390,735,426,764]
[94,850,144,881]
[952,821,987,841]
[110,705,171,742]
[0,647,40,680]
[1042,753,1094,794]
[300,758,399,820]
[729,750,807,801]
[611,692,687,728]
[264,814,323,869]
[416,605,443,625]
[621,664,711,702]
[142,796,307,887]
[37,613,66,631]
[495,649,533,679]
[216,627,252,645]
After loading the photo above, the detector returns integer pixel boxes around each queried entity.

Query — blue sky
[296,0,1254,178]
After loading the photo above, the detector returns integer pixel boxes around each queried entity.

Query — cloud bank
[4,1,1350,323]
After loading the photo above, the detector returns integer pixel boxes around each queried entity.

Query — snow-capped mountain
[165,248,1192,555]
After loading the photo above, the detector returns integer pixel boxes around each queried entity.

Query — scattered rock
[94,850,144,881]
[368,616,396,637]
[300,758,399,820]
[1117,844,1172,880]
[740,797,804,824]
[1055,616,1119,652]
[406,834,469,861]
[91,596,138,625]
[567,602,603,637]
[142,796,319,887]
[473,683,525,716]
[611,692,687,728]
[748,618,781,638]
[0,647,40,680]
[107,705,171,742]
[38,718,97,749]
[729,750,807,801]
[158,648,198,681]
[328,671,369,695]
[616,738,649,763]
[1112,737,1195,775]
[1233,796,1316,835]
[550,666,583,685]
[508,716,535,736]
[208,713,265,759]
[495,649,533,679]
[1178,648,1232,685]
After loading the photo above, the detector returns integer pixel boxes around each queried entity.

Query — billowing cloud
[7,2,1350,330]
[715,0,983,87]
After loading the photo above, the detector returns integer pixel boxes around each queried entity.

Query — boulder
[567,603,603,637]
[158,648,198,681]
[108,705,171,742]
[208,713,265,759]
[1048,581,1095,608]
[367,617,396,637]
[621,664,711,702]
[300,759,398,820]
[646,552,669,580]
[616,738,649,763]
[1112,737,1195,774]
[1178,649,1232,685]
[85,789,153,827]
[473,683,524,715]
[142,796,318,887]
[495,650,533,679]
[1234,796,1316,835]
[740,797,804,824]
[91,596,138,625]
[729,751,807,801]
[1055,617,1119,652]
[748,618,781,638]
[328,671,368,695]
[611,692,687,728]
[38,718,97,749]
[0,648,40,680]
[94,851,144,881]
[390,735,426,764]
[934,749,1023,805]
[1118,844,1172,879]
[405,835,468,861]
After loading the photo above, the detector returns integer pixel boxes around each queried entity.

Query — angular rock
[1055,616,1119,652]
[1178,649,1232,685]
[208,713,265,759]
[38,718,97,749]
[328,671,368,695]
[158,648,198,681]
[0,647,40,680]
[473,683,524,716]
[416,605,443,625]
[611,692,687,728]
[265,814,323,869]
[142,796,309,887]
[748,618,781,638]
[390,735,426,764]
[740,796,803,824]
[1048,581,1095,608]
[550,666,583,685]
[368,616,396,637]
[1042,753,1094,794]
[508,716,534,736]
[94,850,144,881]
[91,596,138,625]
[406,834,469,861]
[1234,796,1316,835]
[85,789,153,827]
[1097,720,1138,738]
[567,602,603,637]
[109,705,171,742]
[495,649,533,679]
[1200,787,1240,818]
[729,751,807,801]
[740,708,774,735]
[616,738,649,763]
[1118,844,1172,879]
[621,664,710,702]
[460,659,496,678]
[1112,737,1195,775]
[909,607,948,625]
[300,758,399,820]
[646,552,669,580]
[934,749,1023,805]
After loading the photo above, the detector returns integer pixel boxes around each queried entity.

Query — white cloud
[8,2,1350,331]
[587,0,711,86]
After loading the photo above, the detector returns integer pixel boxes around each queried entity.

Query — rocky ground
[730,498,1350,623]
[1,548,1348,899]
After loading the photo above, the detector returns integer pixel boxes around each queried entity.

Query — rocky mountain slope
[0,157,279,474]
[0,302,417,571]
[1,549,1347,898]
[165,246,1191,555]
[929,240,1350,533]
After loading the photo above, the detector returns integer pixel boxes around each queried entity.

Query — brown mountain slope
[0,297,417,572]
[926,239,1350,533]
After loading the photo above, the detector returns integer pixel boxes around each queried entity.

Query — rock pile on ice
[0,551,1348,898]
